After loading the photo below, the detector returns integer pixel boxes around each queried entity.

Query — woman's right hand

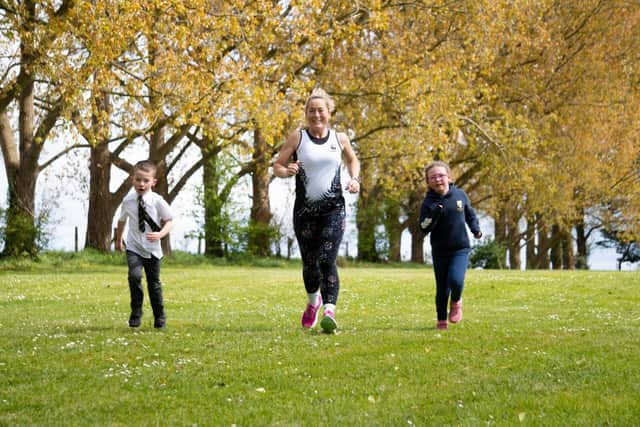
[286,161,303,176]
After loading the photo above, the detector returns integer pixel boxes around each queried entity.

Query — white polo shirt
[118,190,173,259]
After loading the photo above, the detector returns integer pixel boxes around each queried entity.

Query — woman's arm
[339,132,361,193]
[273,130,302,178]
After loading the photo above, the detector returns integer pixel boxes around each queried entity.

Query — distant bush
[0,249,437,271]
[0,249,303,271]
[470,238,507,269]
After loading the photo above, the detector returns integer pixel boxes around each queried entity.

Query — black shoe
[129,312,142,328]
[154,315,166,329]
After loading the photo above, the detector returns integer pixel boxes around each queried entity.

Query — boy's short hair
[134,160,157,176]
[424,161,451,175]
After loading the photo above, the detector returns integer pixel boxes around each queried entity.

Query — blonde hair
[424,161,451,176]
[304,88,335,113]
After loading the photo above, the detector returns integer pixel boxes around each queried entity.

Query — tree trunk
[149,127,173,256]
[85,90,123,252]
[409,220,425,263]
[405,188,426,263]
[202,155,225,257]
[536,217,551,269]
[0,0,74,257]
[198,139,250,258]
[508,240,521,270]
[561,227,574,270]
[525,215,537,269]
[494,208,508,268]
[248,126,272,257]
[356,181,380,262]
[506,209,521,270]
[575,218,589,269]
[1,69,41,256]
[384,200,402,262]
[3,154,39,257]
[550,224,563,269]
[85,141,120,251]
[146,33,173,257]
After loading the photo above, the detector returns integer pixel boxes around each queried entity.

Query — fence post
[74,227,78,252]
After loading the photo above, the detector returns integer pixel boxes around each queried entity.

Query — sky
[0,145,634,271]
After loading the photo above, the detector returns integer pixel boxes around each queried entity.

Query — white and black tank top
[294,129,344,215]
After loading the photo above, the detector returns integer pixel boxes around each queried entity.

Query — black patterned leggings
[293,206,346,305]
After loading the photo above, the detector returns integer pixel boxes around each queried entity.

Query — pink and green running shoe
[320,310,337,333]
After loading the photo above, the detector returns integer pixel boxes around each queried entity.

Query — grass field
[1,257,639,426]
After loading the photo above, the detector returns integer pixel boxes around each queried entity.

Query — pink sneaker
[436,320,448,330]
[320,309,338,333]
[301,296,322,329]
[449,300,462,323]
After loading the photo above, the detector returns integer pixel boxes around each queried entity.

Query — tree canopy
[1,0,638,268]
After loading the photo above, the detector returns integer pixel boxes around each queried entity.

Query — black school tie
[137,196,146,232]
[137,195,161,232]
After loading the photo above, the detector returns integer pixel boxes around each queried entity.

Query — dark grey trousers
[126,250,164,320]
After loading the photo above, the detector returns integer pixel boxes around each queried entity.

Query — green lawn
[1,261,638,426]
